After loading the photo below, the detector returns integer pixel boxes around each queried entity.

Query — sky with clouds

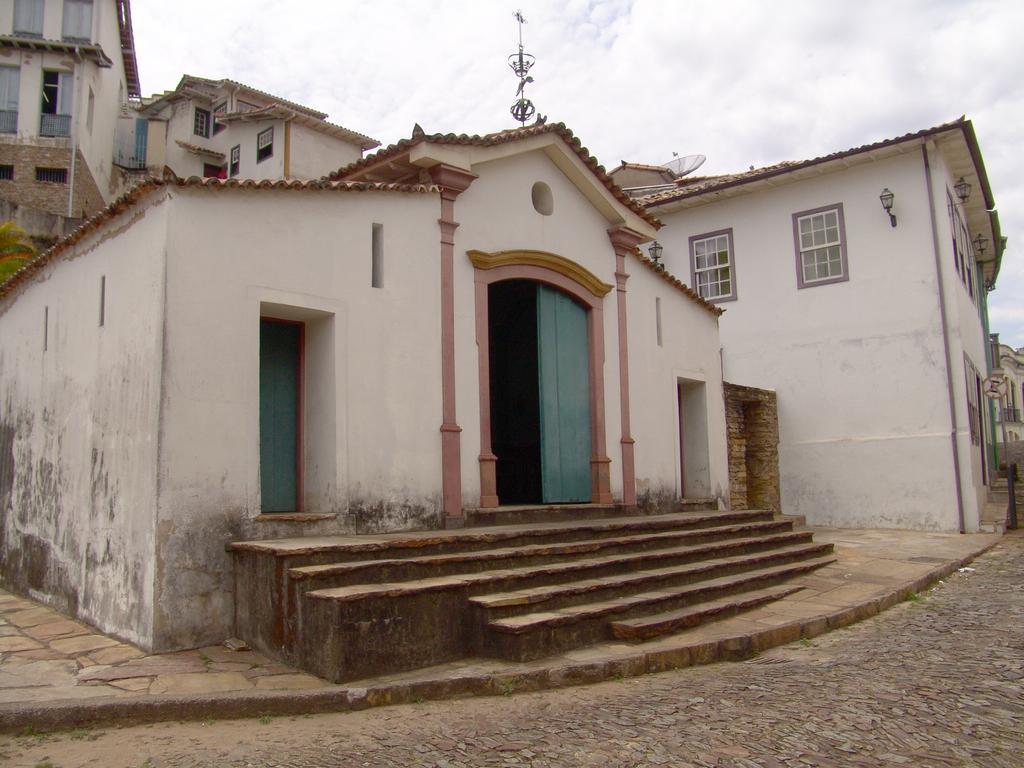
[132,0,1023,346]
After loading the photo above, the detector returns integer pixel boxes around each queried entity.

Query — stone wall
[0,140,105,223]
[0,198,82,250]
[724,382,780,512]
[999,440,1024,470]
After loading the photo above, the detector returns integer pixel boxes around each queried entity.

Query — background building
[627,118,1005,533]
[121,75,379,183]
[0,0,139,243]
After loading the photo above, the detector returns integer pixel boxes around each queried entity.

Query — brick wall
[0,140,105,221]
[724,382,780,512]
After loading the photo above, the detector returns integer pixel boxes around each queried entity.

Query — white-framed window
[62,0,93,42]
[40,70,72,137]
[193,107,211,138]
[688,228,736,301]
[229,144,240,177]
[0,67,20,134]
[257,127,273,163]
[792,203,849,288]
[14,0,44,37]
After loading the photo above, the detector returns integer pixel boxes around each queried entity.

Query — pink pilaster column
[430,164,478,528]
[607,227,647,508]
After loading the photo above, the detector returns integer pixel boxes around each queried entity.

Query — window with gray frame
[13,0,44,37]
[793,203,849,288]
[62,0,93,42]
[193,107,211,138]
[256,127,273,162]
[689,229,736,301]
[0,68,19,134]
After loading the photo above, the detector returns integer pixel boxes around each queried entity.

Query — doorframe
[259,315,305,513]
[469,249,614,508]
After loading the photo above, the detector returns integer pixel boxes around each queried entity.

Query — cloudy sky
[132,0,1023,345]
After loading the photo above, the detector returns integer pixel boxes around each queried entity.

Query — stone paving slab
[0,527,1001,733]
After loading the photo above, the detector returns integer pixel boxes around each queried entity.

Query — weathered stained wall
[0,192,167,647]
[153,187,442,650]
[724,382,779,512]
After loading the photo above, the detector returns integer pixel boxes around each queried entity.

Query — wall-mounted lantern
[648,240,664,268]
[879,188,897,228]
[954,176,971,204]
[973,232,989,257]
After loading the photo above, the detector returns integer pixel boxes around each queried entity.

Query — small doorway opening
[489,280,592,505]
[678,379,711,498]
[259,317,303,512]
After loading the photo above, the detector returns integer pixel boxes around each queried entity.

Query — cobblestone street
[4,535,1022,768]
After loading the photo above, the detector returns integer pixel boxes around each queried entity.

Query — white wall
[0,193,167,646]
[928,144,992,531]
[74,0,128,202]
[287,122,362,179]
[655,150,965,530]
[626,262,729,505]
[154,187,441,649]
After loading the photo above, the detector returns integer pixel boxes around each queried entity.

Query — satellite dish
[662,153,706,177]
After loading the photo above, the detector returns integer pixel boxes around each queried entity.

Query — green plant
[906,591,923,604]
[499,680,514,697]
[800,637,814,647]
[34,761,55,768]
[258,715,272,725]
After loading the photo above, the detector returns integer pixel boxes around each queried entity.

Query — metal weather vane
[509,10,536,125]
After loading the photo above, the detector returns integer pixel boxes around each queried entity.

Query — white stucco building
[627,118,1005,533]
[0,122,730,651]
[0,0,139,221]
[994,340,1024,444]
[119,75,379,183]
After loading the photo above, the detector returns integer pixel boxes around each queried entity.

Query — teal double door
[490,281,592,505]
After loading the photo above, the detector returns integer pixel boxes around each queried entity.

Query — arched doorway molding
[469,249,615,508]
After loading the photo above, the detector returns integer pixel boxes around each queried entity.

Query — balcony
[0,110,17,134]
[1003,407,1021,424]
[40,113,71,138]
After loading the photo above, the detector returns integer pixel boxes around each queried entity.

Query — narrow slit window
[655,297,663,347]
[99,275,105,326]
[371,223,383,288]
[43,305,48,351]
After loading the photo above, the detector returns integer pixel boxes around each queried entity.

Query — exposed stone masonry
[724,382,780,512]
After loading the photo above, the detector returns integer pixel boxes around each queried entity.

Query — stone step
[288,519,796,588]
[478,556,835,661]
[230,509,773,566]
[304,532,816,607]
[609,584,804,642]
[464,503,623,527]
[232,509,777,666]
[467,541,832,618]
[464,498,719,527]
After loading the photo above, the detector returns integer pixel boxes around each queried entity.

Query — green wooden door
[260,319,301,512]
[536,285,592,503]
